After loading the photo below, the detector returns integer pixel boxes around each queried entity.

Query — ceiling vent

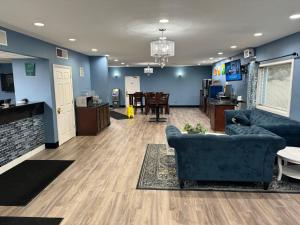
[0,30,8,46]
[56,47,68,59]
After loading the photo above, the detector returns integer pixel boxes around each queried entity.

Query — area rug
[0,217,63,225]
[0,160,74,206]
[110,111,128,120]
[137,144,300,193]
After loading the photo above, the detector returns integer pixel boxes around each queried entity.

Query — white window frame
[256,59,294,117]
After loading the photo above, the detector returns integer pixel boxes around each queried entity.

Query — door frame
[124,75,141,107]
[53,64,76,146]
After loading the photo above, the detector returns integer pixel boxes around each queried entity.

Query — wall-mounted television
[225,60,242,81]
[1,74,15,92]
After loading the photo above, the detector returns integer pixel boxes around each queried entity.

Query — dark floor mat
[0,217,63,225]
[110,111,128,120]
[0,160,74,206]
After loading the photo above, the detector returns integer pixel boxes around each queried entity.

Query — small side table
[277,147,300,181]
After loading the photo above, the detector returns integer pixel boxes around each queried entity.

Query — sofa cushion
[232,111,250,126]
[226,124,278,136]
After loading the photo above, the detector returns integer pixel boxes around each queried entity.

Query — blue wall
[108,66,212,106]
[90,56,109,102]
[256,32,300,121]
[0,27,92,143]
[212,53,251,101]
[12,58,54,141]
[0,63,15,103]
[212,31,300,121]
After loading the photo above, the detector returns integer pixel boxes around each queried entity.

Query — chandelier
[150,29,175,68]
[144,64,153,76]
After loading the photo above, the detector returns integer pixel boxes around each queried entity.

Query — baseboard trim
[0,144,45,174]
[45,142,59,149]
[170,105,199,108]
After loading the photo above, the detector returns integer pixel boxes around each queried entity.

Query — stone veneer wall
[0,114,45,166]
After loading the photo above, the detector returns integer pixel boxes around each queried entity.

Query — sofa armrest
[224,109,252,125]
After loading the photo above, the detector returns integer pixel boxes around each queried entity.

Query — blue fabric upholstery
[166,125,286,183]
[225,109,300,147]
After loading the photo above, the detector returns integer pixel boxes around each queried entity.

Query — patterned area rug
[137,144,300,193]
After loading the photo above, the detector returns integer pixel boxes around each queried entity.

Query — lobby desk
[0,102,45,167]
[208,99,236,132]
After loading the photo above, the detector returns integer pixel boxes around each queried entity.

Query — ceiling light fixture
[150,28,175,68]
[33,22,45,27]
[289,14,300,20]
[218,52,223,55]
[254,33,263,37]
[230,45,237,49]
[114,59,119,62]
[126,64,129,67]
[68,38,76,42]
[144,64,154,76]
[104,54,110,57]
[121,62,125,65]
[159,19,169,23]
[209,57,214,60]
[91,48,98,52]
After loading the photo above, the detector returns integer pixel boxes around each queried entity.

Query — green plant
[183,123,207,134]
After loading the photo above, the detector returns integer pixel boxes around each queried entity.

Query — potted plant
[183,123,207,134]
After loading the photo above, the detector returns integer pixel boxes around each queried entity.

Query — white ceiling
[0,0,299,66]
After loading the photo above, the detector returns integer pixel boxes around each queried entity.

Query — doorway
[125,76,140,107]
[53,64,76,145]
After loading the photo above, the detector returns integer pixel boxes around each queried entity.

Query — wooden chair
[133,92,144,113]
[160,93,170,114]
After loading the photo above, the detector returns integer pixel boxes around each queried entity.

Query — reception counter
[0,102,45,168]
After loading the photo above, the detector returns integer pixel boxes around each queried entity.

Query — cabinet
[76,103,110,136]
[208,101,236,132]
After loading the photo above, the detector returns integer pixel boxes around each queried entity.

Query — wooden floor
[1,108,300,225]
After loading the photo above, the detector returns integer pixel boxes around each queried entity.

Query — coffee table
[277,147,300,181]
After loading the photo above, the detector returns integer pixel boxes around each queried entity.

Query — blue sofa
[166,125,286,189]
[225,109,300,147]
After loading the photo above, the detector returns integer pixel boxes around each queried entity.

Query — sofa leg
[179,179,184,189]
[263,182,270,190]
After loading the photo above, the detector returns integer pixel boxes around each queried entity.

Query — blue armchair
[166,125,286,189]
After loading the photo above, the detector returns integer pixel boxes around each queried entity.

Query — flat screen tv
[225,60,242,81]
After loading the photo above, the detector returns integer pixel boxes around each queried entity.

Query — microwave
[76,96,93,107]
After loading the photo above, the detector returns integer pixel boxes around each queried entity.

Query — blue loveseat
[225,109,300,147]
[166,125,286,189]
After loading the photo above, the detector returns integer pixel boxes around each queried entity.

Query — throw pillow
[232,112,250,126]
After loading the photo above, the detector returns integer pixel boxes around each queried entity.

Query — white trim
[0,145,45,174]
[256,59,294,117]
[53,64,76,146]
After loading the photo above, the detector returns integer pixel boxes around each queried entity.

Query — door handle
[57,107,61,114]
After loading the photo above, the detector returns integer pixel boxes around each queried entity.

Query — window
[256,59,294,116]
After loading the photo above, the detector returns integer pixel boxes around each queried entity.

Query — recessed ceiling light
[126,64,129,67]
[159,19,169,23]
[230,45,237,49]
[91,48,98,52]
[254,33,263,37]
[209,57,214,60]
[289,14,300,20]
[68,38,76,42]
[218,52,223,55]
[33,22,45,27]
[114,59,119,62]
[121,62,125,65]
[104,54,110,57]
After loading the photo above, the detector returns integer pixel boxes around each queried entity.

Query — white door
[53,65,76,145]
[125,76,140,107]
